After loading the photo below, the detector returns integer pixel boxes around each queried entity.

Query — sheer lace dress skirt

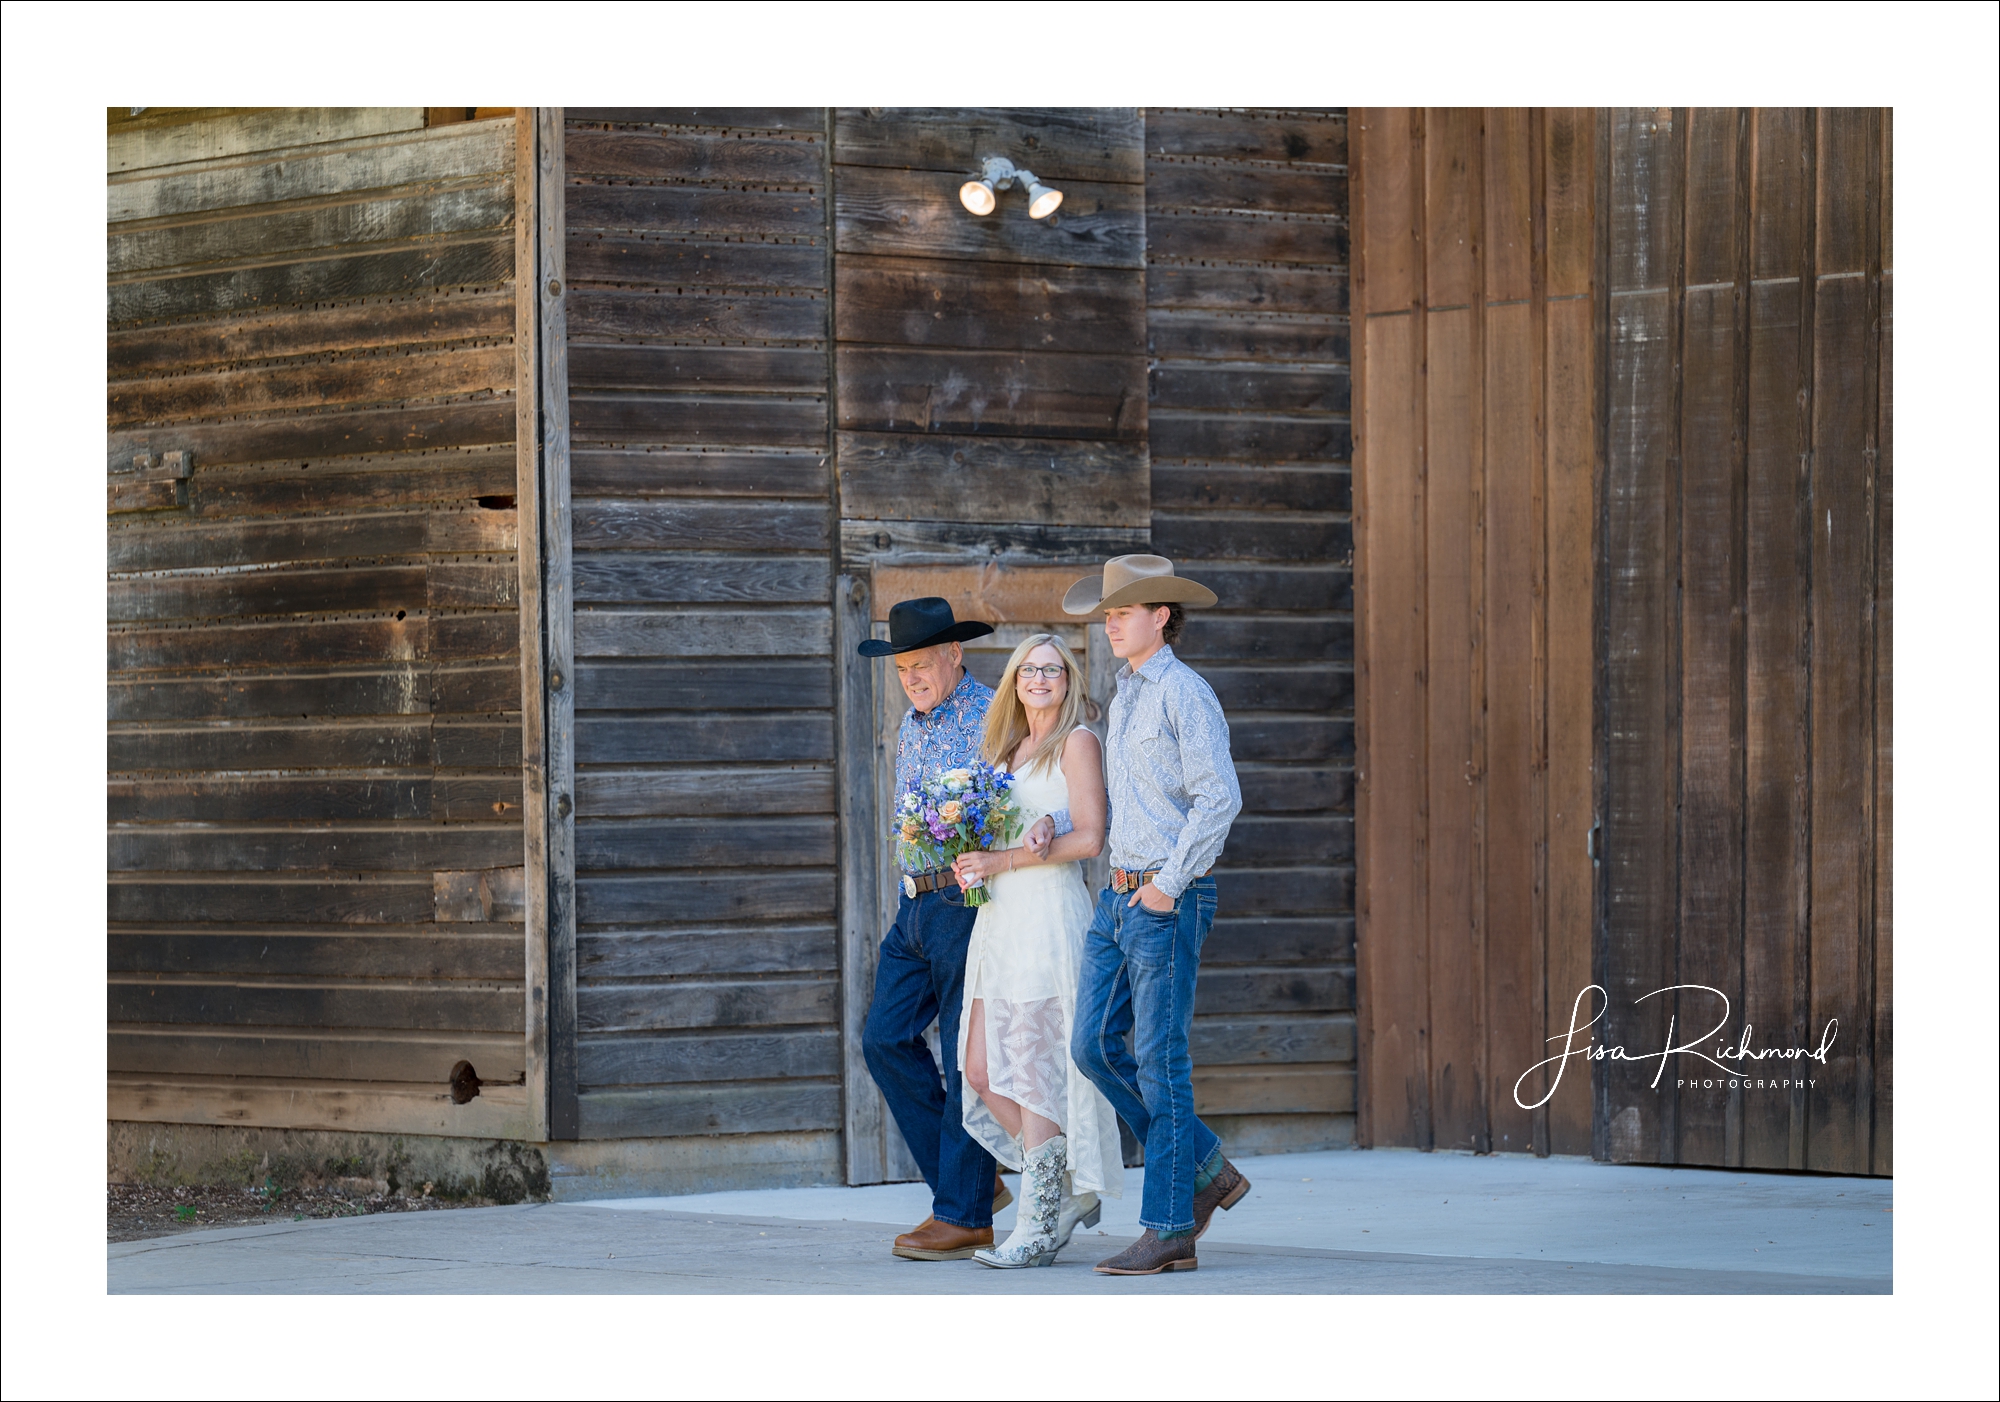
[958,860,1124,1197]
[980,995,1071,1127]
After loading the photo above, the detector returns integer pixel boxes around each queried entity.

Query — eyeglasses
[1015,664,1068,680]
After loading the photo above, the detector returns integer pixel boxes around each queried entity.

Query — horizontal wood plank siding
[108,110,530,1139]
[1148,109,1355,1154]
[833,107,1150,560]
[563,110,839,1145]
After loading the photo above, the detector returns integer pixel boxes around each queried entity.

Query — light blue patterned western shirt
[1105,644,1242,899]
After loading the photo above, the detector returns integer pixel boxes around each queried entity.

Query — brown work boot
[893,1216,994,1261]
[1191,1156,1251,1239]
[1094,1229,1198,1275]
[993,1171,1013,1213]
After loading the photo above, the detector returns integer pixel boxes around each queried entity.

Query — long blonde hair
[981,633,1088,776]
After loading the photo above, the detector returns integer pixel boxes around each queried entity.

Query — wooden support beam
[836,572,890,1183]
[516,108,579,1140]
[542,107,579,1141]
[515,109,549,1143]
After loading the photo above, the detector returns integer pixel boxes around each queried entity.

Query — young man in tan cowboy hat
[1062,554,1252,1275]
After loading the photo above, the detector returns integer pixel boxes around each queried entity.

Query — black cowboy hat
[855,596,996,657]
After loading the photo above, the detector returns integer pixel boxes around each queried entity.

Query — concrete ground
[108,1147,1891,1294]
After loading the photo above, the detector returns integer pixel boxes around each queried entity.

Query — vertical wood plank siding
[1594,110,1889,1175]
[1596,106,1682,1164]
[107,111,531,1137]
[1145,109,1357,1152]
[1870,110,1892,1179]
[1352,109,1599,1154]
[561,111,842,1148]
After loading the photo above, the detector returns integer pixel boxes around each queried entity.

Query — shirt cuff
[1049,809,1073,837]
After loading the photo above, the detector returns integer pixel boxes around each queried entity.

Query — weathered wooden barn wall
[107,108,531,1137]
[1143,109,1357,1153]
[1594,108,1891,1175]
[1351,109,1599,1155]
[107,105,1896,1189]
[557,110,841,1166]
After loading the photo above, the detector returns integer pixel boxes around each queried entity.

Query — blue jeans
[1071,876,1221,1233]
[861,889,994,1229]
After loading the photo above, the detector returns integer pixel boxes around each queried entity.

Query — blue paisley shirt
[893,670,994,872]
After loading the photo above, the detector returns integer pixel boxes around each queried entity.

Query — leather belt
[1110,866,1210,894]
[900,868,956,898]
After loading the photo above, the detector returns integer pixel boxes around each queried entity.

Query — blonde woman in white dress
[950,633,1124,1268]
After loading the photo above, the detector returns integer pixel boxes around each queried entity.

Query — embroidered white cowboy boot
[974,1135,1067,1268]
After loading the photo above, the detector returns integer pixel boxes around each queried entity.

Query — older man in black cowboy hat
[857,597,1059,1260]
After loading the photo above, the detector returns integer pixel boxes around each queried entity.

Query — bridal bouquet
[894,763,1024,907]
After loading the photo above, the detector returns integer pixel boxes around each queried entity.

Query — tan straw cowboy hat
[1062,553,1219,615]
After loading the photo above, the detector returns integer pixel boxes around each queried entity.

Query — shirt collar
[1119,643,1178,686]
[914,667,981,725]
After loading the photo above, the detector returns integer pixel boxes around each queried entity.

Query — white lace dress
[957,759,1125,1197]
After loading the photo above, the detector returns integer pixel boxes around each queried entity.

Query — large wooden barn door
[1352,109,1891,1175]
[1594,109,1891,1175]
[1350,110,1600,1155]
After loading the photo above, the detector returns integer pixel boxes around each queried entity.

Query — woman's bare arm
[1037,728,1104,864]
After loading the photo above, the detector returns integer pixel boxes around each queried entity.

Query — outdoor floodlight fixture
[1023,176,1063,220]
[959,162,1000,216]
[959,156,1063,219]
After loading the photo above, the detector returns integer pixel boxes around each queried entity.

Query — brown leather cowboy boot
[1094,1228,1198,1275]
[1191,1156,1251,1238]
[892,1217,995,1261]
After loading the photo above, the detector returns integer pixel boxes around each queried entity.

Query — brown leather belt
[900,868,956,898]
[1110,866,1210,894]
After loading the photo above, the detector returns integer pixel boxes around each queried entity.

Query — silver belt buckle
[901,873,918,899]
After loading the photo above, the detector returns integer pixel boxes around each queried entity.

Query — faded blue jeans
[861,888,994,1230]
[1071,875,1221,1233]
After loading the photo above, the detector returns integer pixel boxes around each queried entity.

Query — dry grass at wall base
[106,1129,555,1242]
[108,1178,491,1243]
